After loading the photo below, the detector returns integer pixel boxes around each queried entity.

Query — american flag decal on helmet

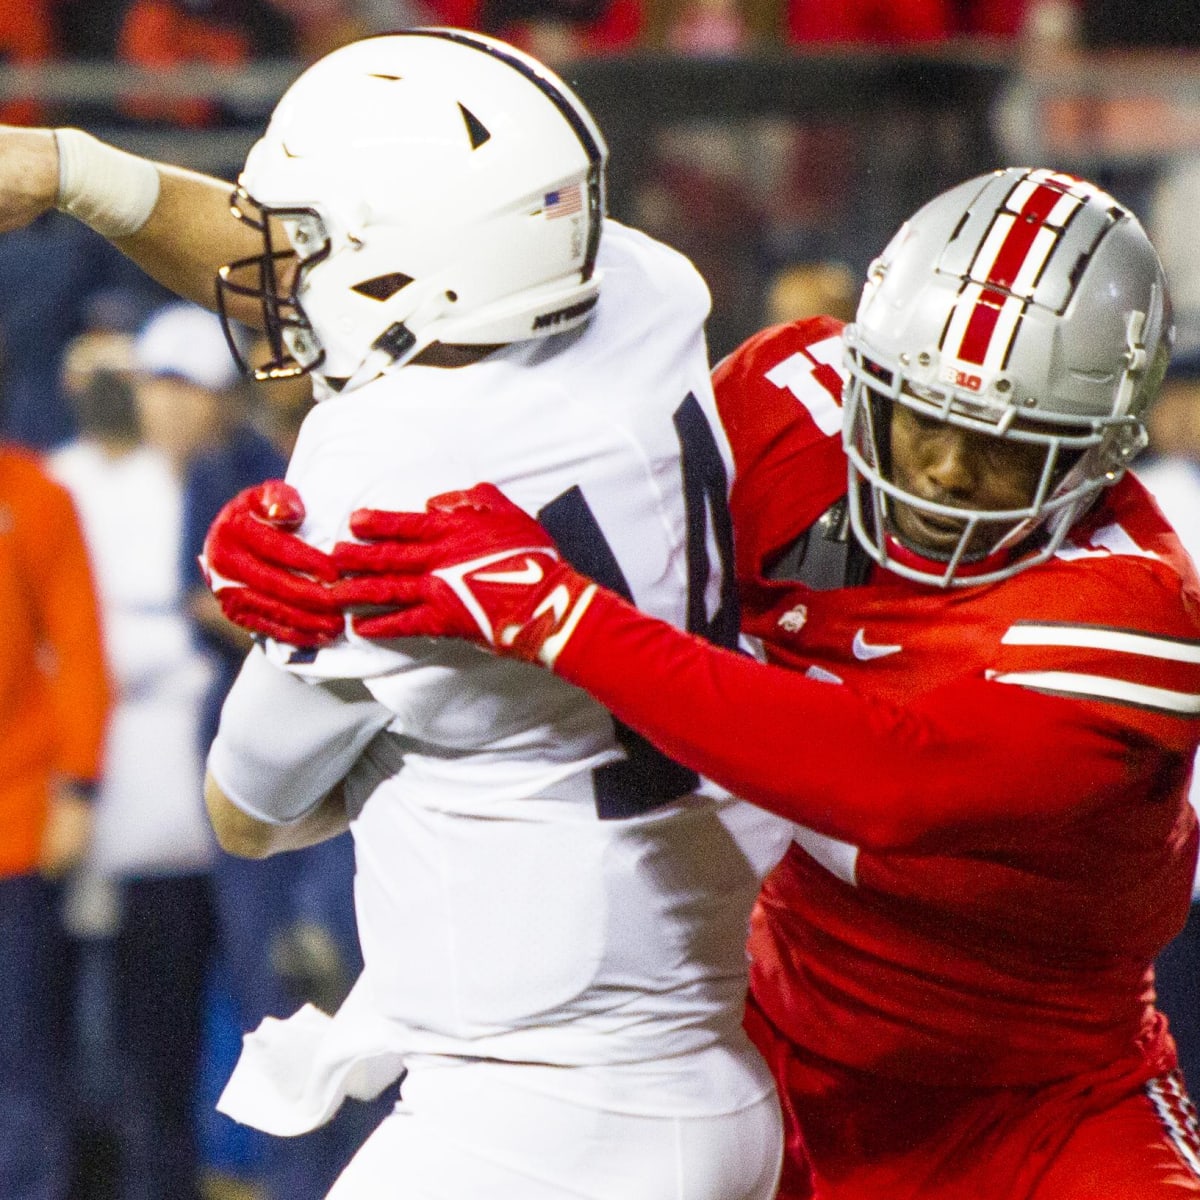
[940,170,1106,382]
[544,185,582,219]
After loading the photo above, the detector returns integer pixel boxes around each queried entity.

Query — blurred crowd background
[4,2,1200,1198]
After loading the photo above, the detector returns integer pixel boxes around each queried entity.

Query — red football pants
[745,994,1200,1199]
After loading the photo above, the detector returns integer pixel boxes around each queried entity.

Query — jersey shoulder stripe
[986,613,1200,748]
[986,668,1200,718]
[982,546,1200,746]
[1001,621,1200,665]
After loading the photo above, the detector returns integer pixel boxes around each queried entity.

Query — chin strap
[341,322,421,392]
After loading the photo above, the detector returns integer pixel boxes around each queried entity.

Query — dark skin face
[887,403,1049,560]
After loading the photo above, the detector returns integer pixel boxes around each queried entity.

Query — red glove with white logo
[330,483,598,667]
[201,480,344,647]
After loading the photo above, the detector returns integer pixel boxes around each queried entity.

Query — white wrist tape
[54,128,161,240]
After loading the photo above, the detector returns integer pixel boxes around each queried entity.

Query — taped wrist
[54,128,161,239]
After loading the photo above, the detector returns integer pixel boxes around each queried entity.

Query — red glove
[201,480,344,647]
[330,483,598,666]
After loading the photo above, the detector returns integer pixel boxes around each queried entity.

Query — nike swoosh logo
[852,628,902,660]
[474,557,545,586]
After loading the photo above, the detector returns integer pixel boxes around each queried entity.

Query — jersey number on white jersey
[540,393,737,819]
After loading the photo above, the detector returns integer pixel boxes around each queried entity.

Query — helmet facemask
[841,167,1170,588]
[216,187,331,382]
[843,343,1148,586]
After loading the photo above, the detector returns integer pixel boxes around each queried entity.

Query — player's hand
[0,126,58,234]
[202,480,344,647]
[330,483,598,667]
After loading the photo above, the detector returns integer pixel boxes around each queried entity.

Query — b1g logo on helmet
[942,365,984,392]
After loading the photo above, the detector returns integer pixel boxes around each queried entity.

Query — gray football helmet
[842,167,1172,586]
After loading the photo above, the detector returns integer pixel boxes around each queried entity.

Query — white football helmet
[843,167,1172,586]
[217,29,607,391]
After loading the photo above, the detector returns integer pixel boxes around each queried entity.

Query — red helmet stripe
[956,287,1007,366]
[1020,181,1068,220]
[950,174,1087,373]
[986,183,1063,289]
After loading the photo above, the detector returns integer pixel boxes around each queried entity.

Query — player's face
[134,376,225,468]
[886,403,1048,560]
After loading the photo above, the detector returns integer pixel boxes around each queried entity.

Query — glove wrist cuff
[503,561,598,667]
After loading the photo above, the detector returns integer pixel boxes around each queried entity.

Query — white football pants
[325,1056,783,1200]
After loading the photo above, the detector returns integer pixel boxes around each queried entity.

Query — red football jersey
[716,317,1200,1087]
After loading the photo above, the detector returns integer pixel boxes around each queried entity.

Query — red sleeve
[556,586,1150,853]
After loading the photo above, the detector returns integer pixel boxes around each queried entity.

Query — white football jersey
[213,221,791,1101]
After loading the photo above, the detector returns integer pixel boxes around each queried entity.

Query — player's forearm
[112,162,262,318]
[0,124,263,323]
[205,771,349,858]
[553,588,1139,850]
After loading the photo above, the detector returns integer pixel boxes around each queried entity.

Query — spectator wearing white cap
[48,307,220,1200]
[131,300,243,475]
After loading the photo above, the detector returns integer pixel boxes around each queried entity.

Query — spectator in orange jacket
[0,440,111,1200]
